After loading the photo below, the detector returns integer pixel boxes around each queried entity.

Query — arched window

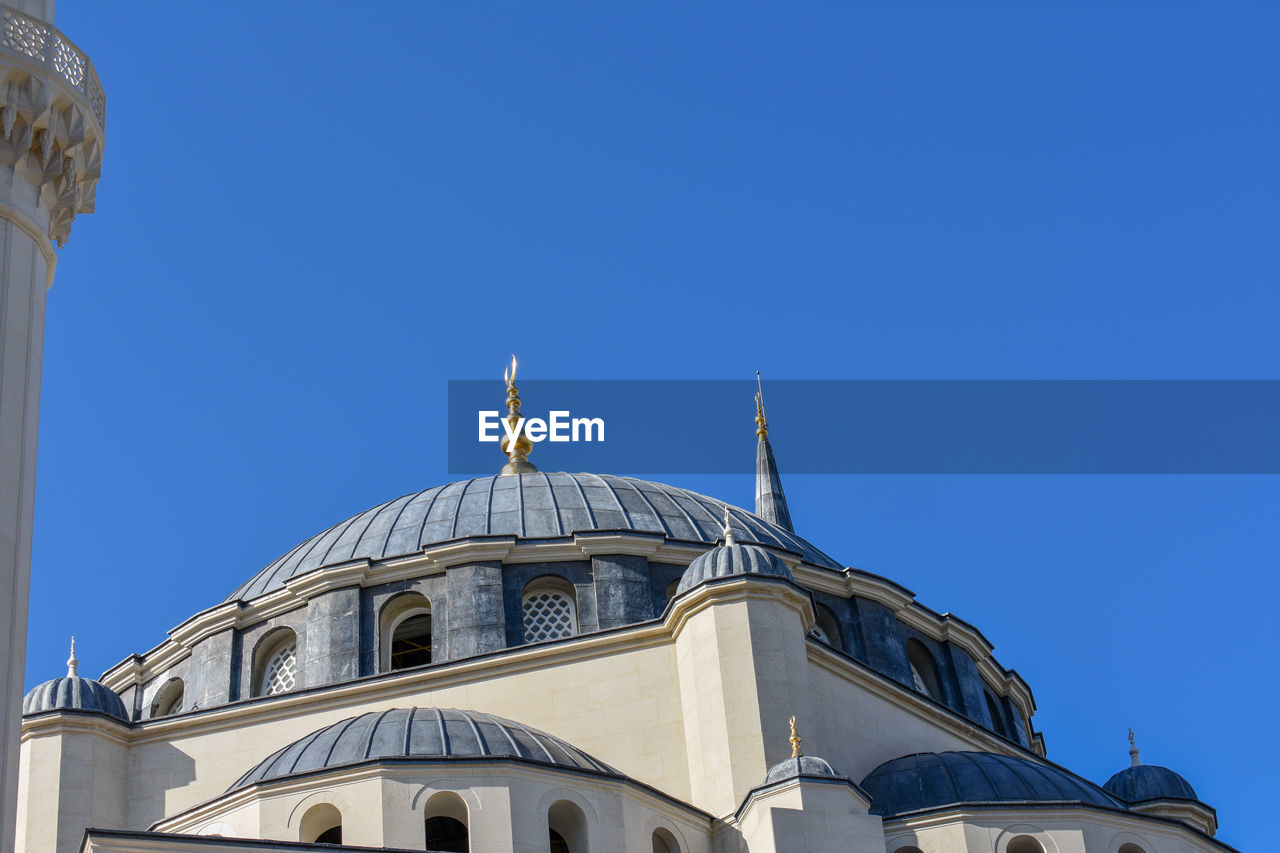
[380,592,433,672]
[1118,845,1147,853]
[424,791,469,852]
[906,639,942,700]
[548,799,588,853]
[985,689,1009,738]
[299,803,341,844]
[522,577,578,643]
[809,606,843,651]
[253,629,298,697]
[1006,835,1044,853]
[664,579,681,604]
[149,677,184,718]
[893,847,924,853]
[652,828,680,853]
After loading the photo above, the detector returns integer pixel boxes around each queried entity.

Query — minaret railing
[0,4,105,126]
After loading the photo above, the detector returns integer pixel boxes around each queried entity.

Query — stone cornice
[885,801,1238,853]
[806,641,1027,760]
[666,575,815,640]
[100,533,1034,735]
[20,709,130,745]
[793,563,1038,721]
[154,754,713,836]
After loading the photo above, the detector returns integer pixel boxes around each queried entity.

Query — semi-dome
[765,754,841,784]
[1103,764,1199,803]
[228,707,616,792]
[23,676,129,722]
[676,539,793,594]
[860,751,1125,818]
[228,473,838,601]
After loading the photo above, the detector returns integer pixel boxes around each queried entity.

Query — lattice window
[522,590,576,643]
[910,662,929,695]
[263,643,297,695]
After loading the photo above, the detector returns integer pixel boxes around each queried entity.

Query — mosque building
[15,363,1232,853]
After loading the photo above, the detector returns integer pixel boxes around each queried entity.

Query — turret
[17,639,128,853]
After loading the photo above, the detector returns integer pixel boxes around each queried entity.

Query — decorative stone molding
[0,4,104,247]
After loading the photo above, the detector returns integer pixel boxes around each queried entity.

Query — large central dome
[227,473,841,601]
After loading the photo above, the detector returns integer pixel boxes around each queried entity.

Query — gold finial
[789,715,803,758]
[1128,727,1141,767]
[722,506,735,546]
[755,371,768,438]
[66,635,78,678]
[499,354,537,475]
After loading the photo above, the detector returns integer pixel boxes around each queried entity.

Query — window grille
[522,590,576,643]
[910,662,929,695]
[263,642,297,695]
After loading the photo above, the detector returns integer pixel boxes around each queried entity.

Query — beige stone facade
[17,537,1233,852]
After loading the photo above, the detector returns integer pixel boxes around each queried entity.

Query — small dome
[677,541,792,594]
[229,707,616,792]
[1103,764,1199,803]
[861,751,1124,818]
[23,676,129,722]
[765,754,841,784]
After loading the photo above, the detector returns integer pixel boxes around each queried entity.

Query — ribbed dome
[1103,764,1199,803]
[23,676,129,722]
[229,708,616,792]
[765,755,841,784]
[229,473,839,601]
[676,541,793,594]
[860,751,1125,817]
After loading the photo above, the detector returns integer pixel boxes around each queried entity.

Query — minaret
[0,5,105,852]
[754,373,793,532]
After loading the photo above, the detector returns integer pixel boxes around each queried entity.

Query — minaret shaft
[0,191,52,853]
[0,6,105,853]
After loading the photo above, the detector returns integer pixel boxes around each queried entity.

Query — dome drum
[95,474,1034,755]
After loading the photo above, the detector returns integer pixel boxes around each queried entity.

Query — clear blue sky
[30,2,1276,849]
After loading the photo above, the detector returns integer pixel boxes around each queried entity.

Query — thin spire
[722,506,735,546]
[499,354,537,476]
[754,372,794,532]
[1128,728,1141,767]
[789,715,803,758]
[66,635,78,677]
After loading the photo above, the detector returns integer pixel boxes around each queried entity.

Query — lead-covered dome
[23,676,128,722]
[229,473,839,601]
[860,751,1125,817]
[1103,764,1199,803]
[676,541,793,594]
[229,707,616,792]
[765,755,841,784]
